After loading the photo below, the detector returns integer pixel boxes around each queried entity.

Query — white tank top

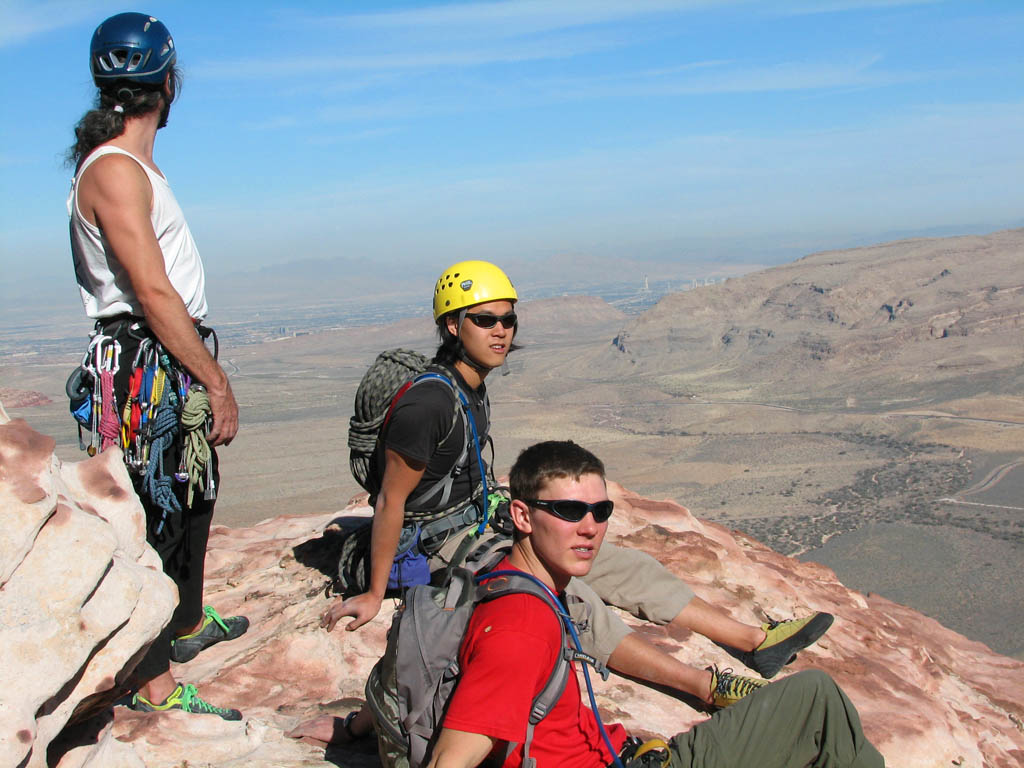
[68,146,208,320]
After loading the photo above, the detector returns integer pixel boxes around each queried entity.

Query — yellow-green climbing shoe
[734,612,834,679]
[707,666,768,709]
[130,683,242,721]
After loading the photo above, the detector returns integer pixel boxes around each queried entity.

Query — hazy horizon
[2,0,1023,305]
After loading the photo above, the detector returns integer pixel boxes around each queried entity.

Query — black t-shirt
[372,365,490,517]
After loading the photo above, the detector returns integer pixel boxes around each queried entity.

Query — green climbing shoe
[170,605,249,663]
[731,612,834,679]
[707,666,768,709]
[130,683,242,721]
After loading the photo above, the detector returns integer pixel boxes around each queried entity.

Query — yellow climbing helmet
[432,260,518,321]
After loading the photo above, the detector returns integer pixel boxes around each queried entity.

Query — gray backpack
[365,566,597,768]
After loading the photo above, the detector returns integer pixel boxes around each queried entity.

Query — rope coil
[348,348,429,485]
[180,388,212,506]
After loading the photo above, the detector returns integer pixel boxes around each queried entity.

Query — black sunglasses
[465,311,517,329]
[521,498,614,523]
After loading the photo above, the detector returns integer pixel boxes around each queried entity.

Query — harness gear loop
[628,739,672,767]
[96,337,121,452]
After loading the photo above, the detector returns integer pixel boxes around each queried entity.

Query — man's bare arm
[426,727,495,768]
[81,154,237,445]
[321,447,426,631]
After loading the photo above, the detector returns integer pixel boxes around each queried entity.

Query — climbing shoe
[707,666,768,709]
[130,683,242,721]
[170,605,250,663]
[729,612,834,679]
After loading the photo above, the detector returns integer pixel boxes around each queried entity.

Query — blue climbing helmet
[90,12,176,87]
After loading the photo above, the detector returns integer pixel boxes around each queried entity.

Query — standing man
[67,12,246,720]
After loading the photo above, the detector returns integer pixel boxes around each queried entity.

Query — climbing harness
[67,317,217,536]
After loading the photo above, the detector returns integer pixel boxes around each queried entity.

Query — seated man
[427,440,885,768]
[327,260,829,675]
[290,261,834,745]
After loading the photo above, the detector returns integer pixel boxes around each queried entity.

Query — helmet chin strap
[454,308,492,374]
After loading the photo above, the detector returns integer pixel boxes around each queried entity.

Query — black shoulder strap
[403,367,489,521]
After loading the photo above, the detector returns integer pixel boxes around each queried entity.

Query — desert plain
[2,228,1022,659]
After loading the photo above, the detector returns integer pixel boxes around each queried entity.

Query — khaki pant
[655,671,884,768]
[435,530,694,665]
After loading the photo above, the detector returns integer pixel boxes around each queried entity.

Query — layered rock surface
[0,405,176,768]
[2,407,1022,767]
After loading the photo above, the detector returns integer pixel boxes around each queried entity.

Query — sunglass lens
[469,314,497,328]
[468,312,516,329]
[549,499,613,522]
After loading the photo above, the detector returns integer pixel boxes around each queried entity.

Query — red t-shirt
[442,561,628,768]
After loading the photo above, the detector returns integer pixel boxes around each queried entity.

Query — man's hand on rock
[321,592,383,632]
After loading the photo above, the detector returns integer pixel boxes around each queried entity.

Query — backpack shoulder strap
[401,369,489,517]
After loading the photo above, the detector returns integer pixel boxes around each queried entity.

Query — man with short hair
[428,440,885,768]
[67,12,246,720]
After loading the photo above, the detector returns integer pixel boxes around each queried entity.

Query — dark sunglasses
[521,498,614,523]
[465,312,517,329]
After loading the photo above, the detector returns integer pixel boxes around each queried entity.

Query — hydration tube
[456,389,490,536]
[478,569,626,768]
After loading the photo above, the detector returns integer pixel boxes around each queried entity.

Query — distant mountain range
[575,228,1024,407]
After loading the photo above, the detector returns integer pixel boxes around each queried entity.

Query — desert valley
[6,228,1021,657]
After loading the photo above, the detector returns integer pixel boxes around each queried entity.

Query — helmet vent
[127,52,143,71]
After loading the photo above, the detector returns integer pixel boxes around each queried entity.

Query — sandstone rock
[0,407,177,768]
[3,401,1022,767]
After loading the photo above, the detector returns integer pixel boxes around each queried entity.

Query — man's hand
[321,592,384,632]
[206,380,238,446]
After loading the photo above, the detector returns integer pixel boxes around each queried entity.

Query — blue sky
[2,0,1023,305]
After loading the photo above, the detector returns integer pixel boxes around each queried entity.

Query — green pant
[657,671,884,768]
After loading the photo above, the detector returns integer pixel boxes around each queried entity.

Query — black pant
[98,320,219,682]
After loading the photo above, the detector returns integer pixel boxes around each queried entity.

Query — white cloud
[196,27,629,80]
[0,0,113,48]
[771,0,940,15]
[316,0,722,36]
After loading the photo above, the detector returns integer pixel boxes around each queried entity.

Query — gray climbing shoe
[170,605,249,663]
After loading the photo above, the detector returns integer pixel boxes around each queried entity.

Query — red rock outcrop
[2,404,1022,767]
[100,484,1024,767]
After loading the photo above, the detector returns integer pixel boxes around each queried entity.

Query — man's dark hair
[432,316,463,367]
[510,440,606,502]
[66,66,183,169]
